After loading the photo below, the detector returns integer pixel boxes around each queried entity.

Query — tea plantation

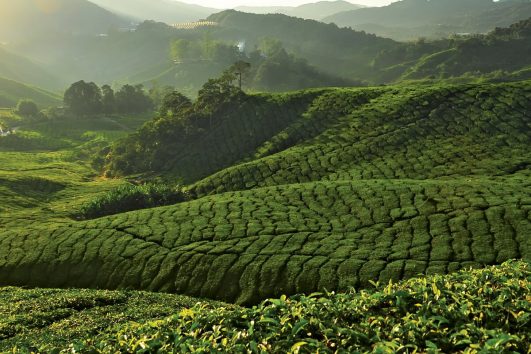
[3,261,530,352]
[0,81,530,350]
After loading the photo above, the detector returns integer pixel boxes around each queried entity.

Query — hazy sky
[179,0,397,9]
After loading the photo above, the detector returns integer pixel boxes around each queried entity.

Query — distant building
[172,21,219,30]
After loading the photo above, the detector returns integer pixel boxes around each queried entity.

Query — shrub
[51,261,530,353]
[15,99,39,117]
[79,183,189,219]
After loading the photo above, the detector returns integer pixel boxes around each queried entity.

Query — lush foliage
[64,81,153,116]
[14,99,38,117]
[0,287,227,351]
[0,81,529,308]
[79,183,189,219]
[23,261,530,353]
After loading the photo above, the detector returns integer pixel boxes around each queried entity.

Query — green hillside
[0,77,61,108]
[0,47,64,91]
[324,0,531,41]
[372,17,531,83]
[0,81,528,307]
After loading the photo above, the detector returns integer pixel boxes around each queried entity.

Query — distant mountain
[324,0,531,41]
[287,1,365,20]
[0,77,61,108]
[87,0,216,24]
[0,46,64,90]
[371,17,531,82]
[0,0,129,42]
[236,1,364,21]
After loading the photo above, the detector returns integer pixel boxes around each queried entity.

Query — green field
[0,81,529,350]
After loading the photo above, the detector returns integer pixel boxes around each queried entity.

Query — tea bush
[39,261,530,353]
[79,183,189,219]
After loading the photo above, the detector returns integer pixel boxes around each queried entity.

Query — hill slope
[0,77,61,108]
[325,0,531,41]
[0,47,64,90]
[0,81,529,305]
[0,0,128,42]
[208,10,397,79]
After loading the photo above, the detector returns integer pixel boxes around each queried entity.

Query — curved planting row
[0,177,529,305]
[191,82,531,196]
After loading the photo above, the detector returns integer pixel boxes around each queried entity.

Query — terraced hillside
[0,81,529,306]
[191,82,531,195]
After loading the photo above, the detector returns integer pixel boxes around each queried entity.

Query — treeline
[64,81,153,116]
[99,66,246,175]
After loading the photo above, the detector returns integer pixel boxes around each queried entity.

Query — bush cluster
[79,183,189,219]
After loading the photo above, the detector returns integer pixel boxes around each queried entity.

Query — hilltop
[0,0,128,42]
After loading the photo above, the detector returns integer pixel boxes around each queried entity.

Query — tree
[64,80,102,116]
[115,84,153,114]
[196,69,241,113]
[230,61,252,90]
[159,91,192,118]
[101,85,115,114]
[15,99,39,117]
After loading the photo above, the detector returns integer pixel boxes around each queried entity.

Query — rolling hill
[325,0,531,41]
[0,77,61,108]
[236,1,365,21]
[208,10,397,79]
[371,17,531,83]
[87,0,217,23]
[1,80,529,306]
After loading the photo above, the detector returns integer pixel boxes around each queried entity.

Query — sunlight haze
[178,0,396,9]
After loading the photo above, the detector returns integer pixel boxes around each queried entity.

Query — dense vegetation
[0,287,228,351]
[2,261,529,352]
[79,183,189,219]
[0,81,528,307]
[64,81,154,116]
